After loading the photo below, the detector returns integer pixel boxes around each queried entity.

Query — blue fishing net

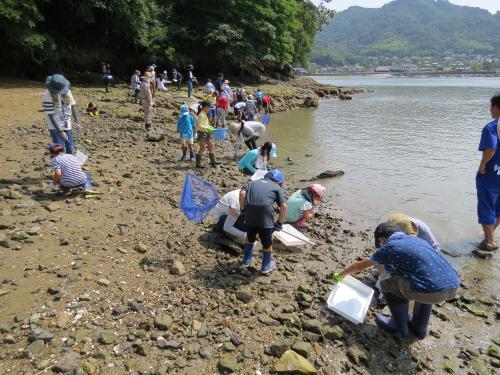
[180,173,219,222]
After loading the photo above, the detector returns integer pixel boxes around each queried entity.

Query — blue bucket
[262,114,271,125]
[212,127,228,141]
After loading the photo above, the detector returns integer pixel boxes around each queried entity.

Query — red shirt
[263,96,272,104]
[217,97,229,109]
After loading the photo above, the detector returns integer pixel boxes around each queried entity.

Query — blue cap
[180,104,189,116]
[265,169,285,184]
[45,74,70,94]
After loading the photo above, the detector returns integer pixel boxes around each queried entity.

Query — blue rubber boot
[409,303,432,339]
[242,243,254,266]
[180,150,187,161]
[260,251,276,274]
[375,303,409,338]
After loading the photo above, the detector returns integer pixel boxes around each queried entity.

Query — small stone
[73,329,89,343]
[134,243,148,253]
[29,313,41,325]
[98,330,118,345]
[0,188,23,199]
[82,360,98,375]
[324,325,344,340]
[27,226,41,236]
[223,341,236,352]
[12,231,30,241]
[45,202,61,212]
[258,315,280,326]
[274,350,317,374]
[54,351,80,373]
[112,305,127,316]
[158,340,180,350]
[296,292,313,303]
[218,353,238,373]
[27,340,44,357]
[97,278,110,286]
[472,249,493,259]
[59,237,70,246]
[346,344,369,366]
[170,260,186,275]
[192,320,202,331]
[3,334,15,344]
[292,342,314,358]
[128,301,141,312]
[154,314,173,330]
[236,288,253,303]
[303,319,323,334]
[0,324,10,333]
[29,328,53,343]
[0,239,14,248]
[270,338,291,357]
[47,287,61,295]
[199,346,213,358]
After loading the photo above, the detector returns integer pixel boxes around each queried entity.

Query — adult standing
[43,74,81,155]
[102,64,112,93]
[215,73,224,93]
[186,64,194,98]
[245,95,258,121]
[204,79,215,94]
[476,93,500,251]
[216,94,229,127]
[239,169,287,274]
[172,68,183,90]
[195,101,220,168]
[130,70,141,103]
[138,72,154,130]
[221,80,231,100]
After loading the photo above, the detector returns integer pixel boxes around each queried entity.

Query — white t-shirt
[211,190,241,221]
[244,121,266,136]
[42,90,76,131]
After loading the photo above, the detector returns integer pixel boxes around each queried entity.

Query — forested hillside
[312,0,500,66]
[0,0,333,79]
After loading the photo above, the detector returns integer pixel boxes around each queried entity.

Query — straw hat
[387,213,418,235]
[229,122,241,134]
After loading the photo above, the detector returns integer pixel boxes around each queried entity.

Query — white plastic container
[274,224,311,246]
[75,150,88,165]
[326,275,374,324]
[251,169,268,181]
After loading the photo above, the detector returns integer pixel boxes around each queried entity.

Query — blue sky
[324,0,499,13]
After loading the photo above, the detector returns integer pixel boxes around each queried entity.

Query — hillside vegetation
[312,0,500,66]
[0,0,333,79]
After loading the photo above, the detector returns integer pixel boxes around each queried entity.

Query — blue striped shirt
[51,154,87,187]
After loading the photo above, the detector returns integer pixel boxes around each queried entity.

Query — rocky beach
[0,77,499,375]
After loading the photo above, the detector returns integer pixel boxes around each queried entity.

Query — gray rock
[72,329,89,343]
[29,328,53,343]
[296,292,313,303]
[154,314,173,330]
[54,351,80,373]
[146,128,165,142]
[97,278,110,286]
[98,330,118,345]
[27,340,44,357]
[27,226,41,236]
[270,338,291,357]
[346,344,369,366]
[303,319,323,334]
[223,341,236,352]
[12,231,30,241]
[218,353,238,373]
[235,288,253,303]
[3,334,15,344]
[292,341,314,358]
[0,324,10,333]
[158,339,180,350]
[0,239,14,248]
[258,315,280,326]
[324,325,344,340]
[128,301,141,312]
[134,243,148,253]
[199,346,213,358]
[0,188,23,199]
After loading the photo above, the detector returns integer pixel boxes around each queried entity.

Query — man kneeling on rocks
[239,169,287,274]
[49,144,92,193]
[335,222,460,339]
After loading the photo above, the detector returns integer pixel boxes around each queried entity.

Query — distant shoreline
[302,71,500,78]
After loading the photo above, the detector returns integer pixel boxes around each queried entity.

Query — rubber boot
[409,303,432,339]
[180,150,187,162]
[209,153,220,166]
[375,303,409,338]
[242,243,254,266]
[195,154,204,168]
[189,151,196,161]
[261,251,276,274]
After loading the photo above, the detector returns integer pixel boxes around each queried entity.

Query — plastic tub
[251,169,268,180]
[212,128,228,141]
[274,224,311,246]
[327,275,374,324]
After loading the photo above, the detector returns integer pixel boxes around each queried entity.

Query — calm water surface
[264,76,500,293]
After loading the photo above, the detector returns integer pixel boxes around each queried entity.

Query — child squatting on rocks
[285,184,325,229]
[333,222,460,340]
[48,144,92,193]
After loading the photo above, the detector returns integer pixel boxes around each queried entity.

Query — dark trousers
[245,137,258,150]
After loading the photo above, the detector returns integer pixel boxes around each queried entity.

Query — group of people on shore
[42,71,500,344]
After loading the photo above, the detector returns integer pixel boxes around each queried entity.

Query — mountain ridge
[312,0,500,66]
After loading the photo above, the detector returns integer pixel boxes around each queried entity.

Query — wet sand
[0,79,498,374]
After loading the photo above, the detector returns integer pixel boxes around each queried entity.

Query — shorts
[197,131,211,140]
[256,99,263,107]
[476,176,500,224]
[380,275,458,305]
[180,135,193,145]
[246,225,274,249]
[209,108,216,118]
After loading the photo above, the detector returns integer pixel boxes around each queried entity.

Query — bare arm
[48,114,64,133]
[239,189,246,211]
[479,149,496,174]
[340,259,375,278]
[278,202,287,223]
[71,105,81,125]
[53,169,62,184]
